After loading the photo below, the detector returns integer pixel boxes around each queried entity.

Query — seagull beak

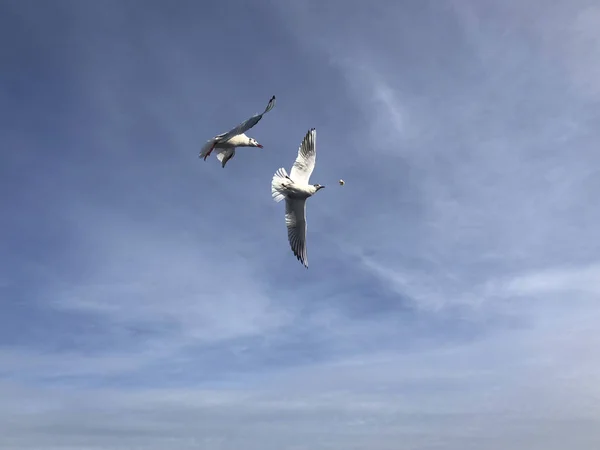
[257,144,263,148]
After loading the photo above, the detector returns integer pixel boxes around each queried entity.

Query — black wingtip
[264,96,276,113]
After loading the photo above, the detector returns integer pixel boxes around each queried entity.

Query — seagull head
[248,137,263,148]
[313,184,326,191]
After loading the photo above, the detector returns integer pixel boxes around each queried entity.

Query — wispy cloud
[503,263,600,297]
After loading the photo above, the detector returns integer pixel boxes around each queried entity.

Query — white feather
[271,168,289,203]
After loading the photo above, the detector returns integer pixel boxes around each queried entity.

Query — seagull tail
[199,138,218,160]
[271,168,289,203]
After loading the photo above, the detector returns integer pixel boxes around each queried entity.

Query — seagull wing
[285,197,308,268]
[215,148,235,168]
[217,95,276,143]
[289,128,317,185]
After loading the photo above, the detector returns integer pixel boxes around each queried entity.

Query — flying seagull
[199,95,276,168]
[271,128,325,268]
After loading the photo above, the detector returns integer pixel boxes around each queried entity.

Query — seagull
[271,128,325,268]
[199,95,276,168]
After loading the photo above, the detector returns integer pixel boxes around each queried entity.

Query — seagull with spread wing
[199,95,276,168]
[271,128,325,268]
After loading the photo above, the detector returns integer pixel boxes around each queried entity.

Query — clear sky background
[1,0,600,449]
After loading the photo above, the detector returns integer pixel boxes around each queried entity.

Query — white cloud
[0,347,150,379]
[46,206,292,346]
[326,55,411,148]
[503,263,600,298]
[2,332,600,449]
[452,1,600,99]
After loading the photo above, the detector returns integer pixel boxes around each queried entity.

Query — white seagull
[199,95,276,168]
[271,128,325,268]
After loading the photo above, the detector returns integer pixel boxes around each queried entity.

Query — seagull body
[271,128,325,268]
[199,95,276,168]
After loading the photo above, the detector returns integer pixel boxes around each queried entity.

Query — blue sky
[1,0,600,448]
